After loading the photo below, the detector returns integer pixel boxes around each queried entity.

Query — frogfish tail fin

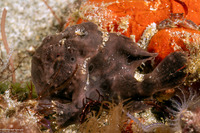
[141,51,187,96]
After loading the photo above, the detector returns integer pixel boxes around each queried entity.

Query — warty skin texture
[31,22,187,127]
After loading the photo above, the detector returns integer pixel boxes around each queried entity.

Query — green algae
[0,81,37,101]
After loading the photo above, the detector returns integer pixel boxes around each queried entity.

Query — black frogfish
[31,22,187,127]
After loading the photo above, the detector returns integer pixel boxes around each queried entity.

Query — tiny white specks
[117,16,130,33]
[28,46,35,52]
[149,0,161,11]
[59,38,66,46]
[134,71,144,82]
[9,125,13,128]
[84,74,90,91]
[130,35,136,42]
[81,57,91,74]
[60,111,64,114]
[75,27,88,36]
[102,31,110,47]
[91,76,97,81]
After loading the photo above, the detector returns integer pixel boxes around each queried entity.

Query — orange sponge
[147,28,200,65]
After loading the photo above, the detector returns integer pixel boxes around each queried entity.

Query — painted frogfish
[31,22,187,127]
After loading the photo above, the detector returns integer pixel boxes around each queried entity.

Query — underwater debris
[0,90,43,133]
[31,22,187,128]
